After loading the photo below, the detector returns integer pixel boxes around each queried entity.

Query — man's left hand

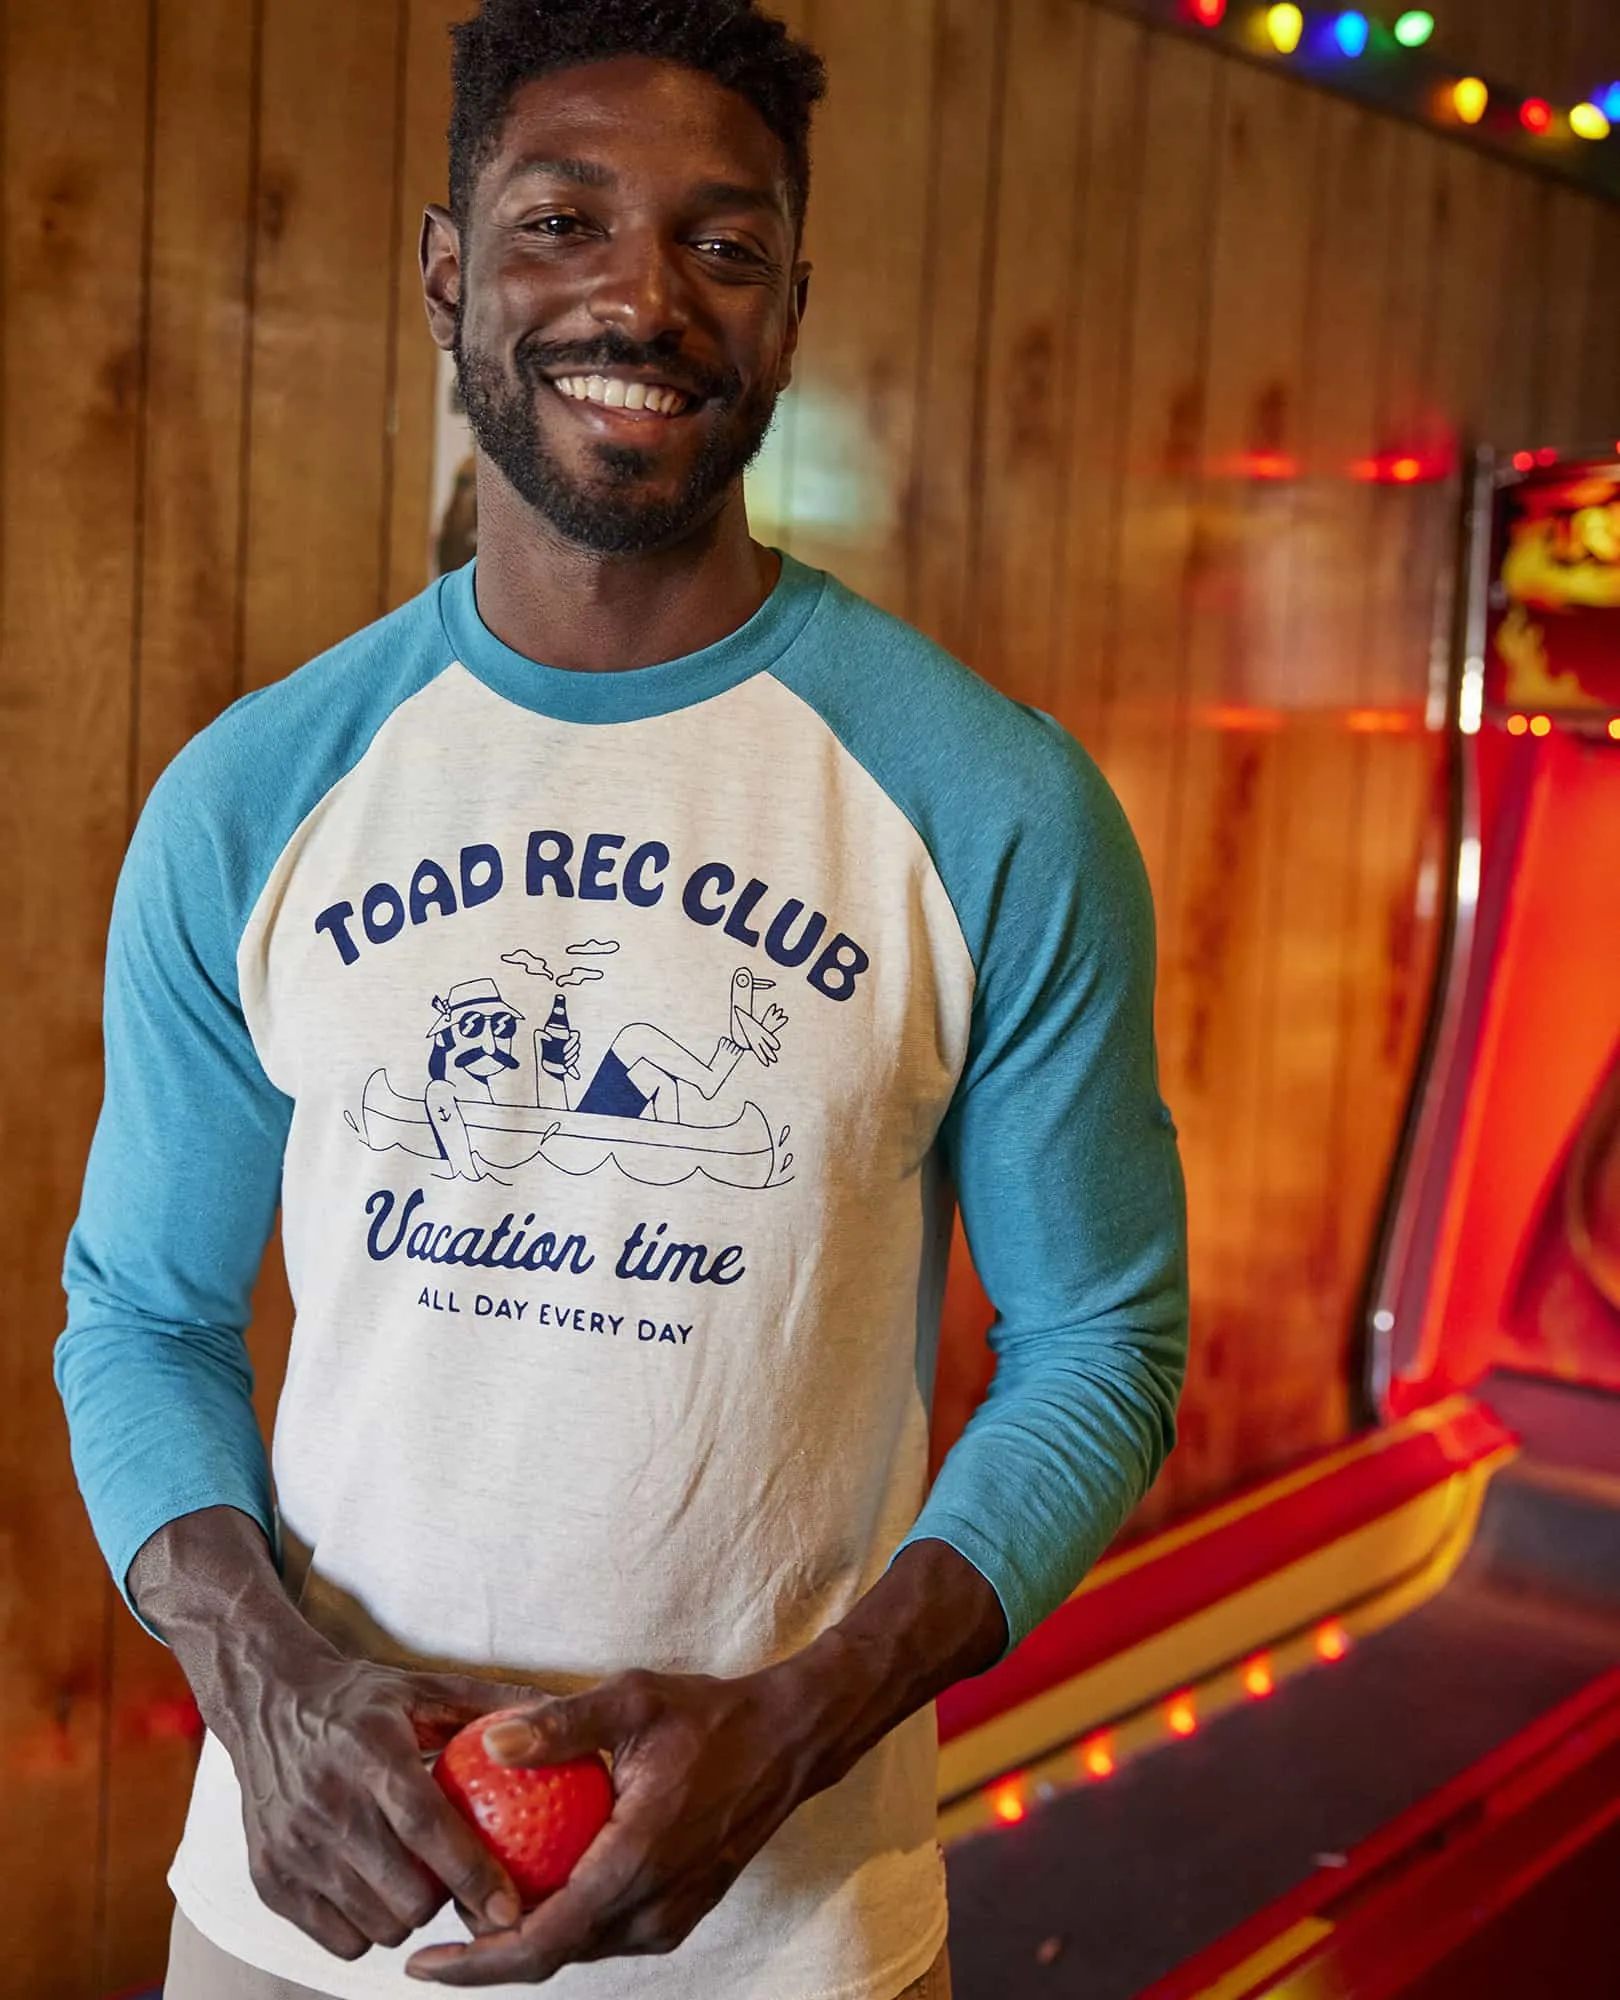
[404,1663,813,1985]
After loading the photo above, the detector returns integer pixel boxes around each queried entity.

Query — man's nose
[586,226,691,344]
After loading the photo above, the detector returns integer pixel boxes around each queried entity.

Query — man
[56,3,1188,1995]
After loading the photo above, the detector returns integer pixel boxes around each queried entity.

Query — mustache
[515,331,739,406]
[455,1047,521,1072]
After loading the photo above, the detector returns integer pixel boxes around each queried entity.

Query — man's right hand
[129,1506,533,1961]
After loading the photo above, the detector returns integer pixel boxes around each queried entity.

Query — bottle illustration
[539,993,575,1108]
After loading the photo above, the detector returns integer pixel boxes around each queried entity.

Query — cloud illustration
[555,965,606,989]
[568,939,620,956]
[501,950,554,980]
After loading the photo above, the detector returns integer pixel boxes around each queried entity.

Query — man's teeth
[552,376,691,415]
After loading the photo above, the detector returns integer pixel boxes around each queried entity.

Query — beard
[453,317,780,556]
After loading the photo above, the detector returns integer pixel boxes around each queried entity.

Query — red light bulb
[1520,98,1553,135]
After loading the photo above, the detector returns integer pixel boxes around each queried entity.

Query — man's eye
[694,238,755,264]
[525,214,582,238]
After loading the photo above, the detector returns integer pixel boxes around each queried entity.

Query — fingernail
[484,1719,537,1761]
[486,1889,522,1927]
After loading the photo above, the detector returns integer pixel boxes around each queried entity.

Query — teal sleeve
[902,735,1188,1654]
[774,581,1189,1656]
[55,585,452,1624]
[56,749,289,1619]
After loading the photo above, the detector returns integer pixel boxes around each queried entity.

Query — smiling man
[56,5,1188,1998]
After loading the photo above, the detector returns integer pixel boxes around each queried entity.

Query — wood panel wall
[4,1,1619,1991]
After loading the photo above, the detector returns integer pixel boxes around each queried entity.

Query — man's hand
[405,1539,1007,1987]
[129,1507,536,1960]
[403,1666,814,1985]
[230,1649,537,1960]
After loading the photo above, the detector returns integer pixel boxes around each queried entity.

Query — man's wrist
[129,1506,336,1747]
[764,1539,1008,1803]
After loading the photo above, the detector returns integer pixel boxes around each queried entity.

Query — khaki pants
[165,1908,953,1999]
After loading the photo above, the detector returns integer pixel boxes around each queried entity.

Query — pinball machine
[938,447,1620,2000]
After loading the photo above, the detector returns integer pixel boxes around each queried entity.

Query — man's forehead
[486,57,792,205]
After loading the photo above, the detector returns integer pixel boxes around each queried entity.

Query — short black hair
[448,0,828,234]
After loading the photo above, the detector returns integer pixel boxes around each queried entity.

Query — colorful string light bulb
[1334,11,1370,57]
[1570,102,1611,141]
[1266,4,1304,54]
[1520,98,1554,135]
[1393,10,1435,45]
[1189,0,1227,23]
[1603,85,1620,124]
[1453,78,1489,125]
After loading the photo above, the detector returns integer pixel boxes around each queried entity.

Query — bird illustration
[729,968,789,1066]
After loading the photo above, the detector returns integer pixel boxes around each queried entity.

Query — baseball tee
[58,553,1188,2000]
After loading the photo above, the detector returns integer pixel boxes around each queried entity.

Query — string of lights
[1095,0,1620,203]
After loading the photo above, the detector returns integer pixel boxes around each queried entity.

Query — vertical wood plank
[1050,8,1150,756]
[1090,26,1226,1510]
[387,0,463,611]
[0,3,154,1994]
[97,12,265,1982]
[903,0,1006,658]
[1239,98,1398,1473]
[969,0,1093,707]
[132,0,260,799]
[1156,58,1321,1505]
[780,0,937,612]
[239,0,407,691]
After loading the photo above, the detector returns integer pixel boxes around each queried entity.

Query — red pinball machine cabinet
[936,451,1620,2000]
[1371,446,1620,1409]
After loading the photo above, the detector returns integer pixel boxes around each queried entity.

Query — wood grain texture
[97,11,268,1981]
[8,0,1620,1987]
[238,0,406,691]
[0,2,154,1994]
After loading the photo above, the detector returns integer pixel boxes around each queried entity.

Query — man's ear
[421,203,462,352]
[778,262,812,392]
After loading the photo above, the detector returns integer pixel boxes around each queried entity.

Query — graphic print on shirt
[349,939,796,1192]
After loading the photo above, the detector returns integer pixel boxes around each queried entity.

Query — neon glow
[1520,98,1554,136]
[1570,102,1611,141]
[1243,1658,1275,1698]
[1235,451,1298,480]
[1190,0,1227,23]
[1453,78,1489,125]
[1167,1695,1198,1736]
[1334,12,1370,58]
[990,1782,1026,1824]
[1507,714,1529,736]
[1315,1622,1350,1662]
[1393,10,1435,46]
[1530,715,1553,738]
[1081,1737,1116,1779]
[1351,446,1453,485]
[1266,4,1304,54]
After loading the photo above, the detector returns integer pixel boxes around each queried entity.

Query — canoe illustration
[359,1068,776,1189]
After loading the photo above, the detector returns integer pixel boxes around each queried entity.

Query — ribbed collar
[435,552,825,722]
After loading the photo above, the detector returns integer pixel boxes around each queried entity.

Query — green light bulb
[1394,10,1435,45]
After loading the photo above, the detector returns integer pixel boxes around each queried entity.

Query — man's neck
[469,466,781,675]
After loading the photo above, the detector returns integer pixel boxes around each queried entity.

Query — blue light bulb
[1334,10,1370,57]
[1603,83,1620,124]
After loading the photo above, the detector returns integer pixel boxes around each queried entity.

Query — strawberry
[434,1709,613,1909]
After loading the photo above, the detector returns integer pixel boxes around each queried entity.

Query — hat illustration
[426,978,525,1036]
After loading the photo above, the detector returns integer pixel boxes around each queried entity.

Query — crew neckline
[435,551,826,723]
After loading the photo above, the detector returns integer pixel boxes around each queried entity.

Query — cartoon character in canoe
[356,968,791,1190]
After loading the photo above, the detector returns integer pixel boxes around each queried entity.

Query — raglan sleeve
[55,747,291,1624]
[897,723,1190,1655]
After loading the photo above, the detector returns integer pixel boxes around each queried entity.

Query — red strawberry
[434,1709,613,1909]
